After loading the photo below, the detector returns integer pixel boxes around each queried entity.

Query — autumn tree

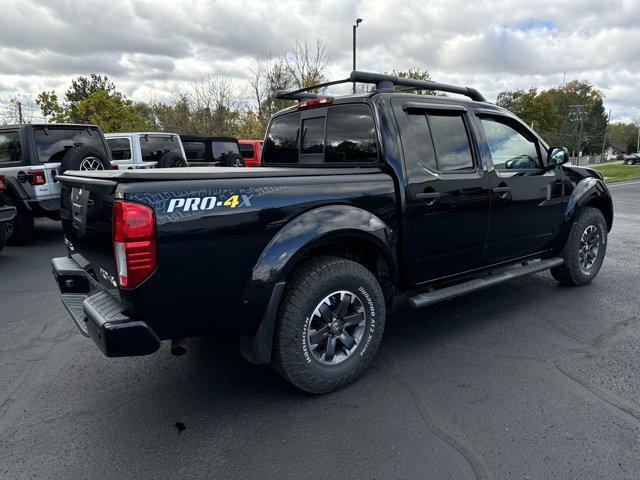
[36,74,150,132]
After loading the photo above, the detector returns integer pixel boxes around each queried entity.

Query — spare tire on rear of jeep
[59,146,111,174]
[157,151,188,168]
[224,152,245,167]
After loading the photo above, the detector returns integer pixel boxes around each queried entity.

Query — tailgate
[59,175,120,296]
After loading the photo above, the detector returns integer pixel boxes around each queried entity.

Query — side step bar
[407,257,564,309]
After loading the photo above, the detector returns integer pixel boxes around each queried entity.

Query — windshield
[139,135,181,162]
[212,141,239,161]
[34,127,106,163]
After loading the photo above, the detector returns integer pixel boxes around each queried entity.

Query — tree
[496,80,607,154]
[282,38,332,89]
[608,121,640,154]
[73,90,151,132]
[36,75,151,132]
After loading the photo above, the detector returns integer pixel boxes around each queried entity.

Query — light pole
[352,18,362,94]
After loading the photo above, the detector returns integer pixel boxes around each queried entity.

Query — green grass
[590,163,640,182]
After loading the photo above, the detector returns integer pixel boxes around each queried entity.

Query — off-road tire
[224,153,245,167]
[272,256,385,394]
[157,151,188,168]
[59,146,110,174]
[4,195,33,245]
[550,207,607,286]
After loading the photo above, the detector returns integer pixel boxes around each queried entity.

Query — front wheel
[272,257,386,394]
[550,207,607,285]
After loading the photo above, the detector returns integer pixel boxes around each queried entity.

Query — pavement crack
[551,360,640,425]
[376,346,490,480]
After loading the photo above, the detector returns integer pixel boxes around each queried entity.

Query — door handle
[414,191,441,205]
[492,186,511,198]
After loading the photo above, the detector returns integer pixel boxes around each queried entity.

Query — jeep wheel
[157,152,188,168]
[272,257,385,394]
[59,146,110,174]
[4,195,33,245]
[550,207,607,286]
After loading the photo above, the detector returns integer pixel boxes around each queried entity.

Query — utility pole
[17,101,23,124]
[352,18,363,94]
[569,104,586,165]
[637,125,639,154]
[601,110,611,162]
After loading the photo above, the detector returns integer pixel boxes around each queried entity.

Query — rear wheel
[4,195,33,245]
[550,207,607,285]
[272,257,385,394]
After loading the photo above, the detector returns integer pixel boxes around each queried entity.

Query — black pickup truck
[52,71,613,393]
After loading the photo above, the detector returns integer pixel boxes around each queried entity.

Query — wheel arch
[564,177,613,232]
[249,205,398,298]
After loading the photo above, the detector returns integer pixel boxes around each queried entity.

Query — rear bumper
[0,205,16,223]
[52,256,160,357]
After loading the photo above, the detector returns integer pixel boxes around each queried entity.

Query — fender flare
[240,205,397,365]
[564,177,613,230]
[250,204,397,290]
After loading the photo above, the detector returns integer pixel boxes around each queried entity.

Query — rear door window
[34,127,106,163]
[139,135,181,162]
[0,131,22,165]
[106,138,131,160]
[428,113,474,172]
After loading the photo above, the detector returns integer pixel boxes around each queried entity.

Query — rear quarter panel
[119,172,396,338]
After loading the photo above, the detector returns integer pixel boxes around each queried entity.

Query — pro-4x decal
[127,186,287,225]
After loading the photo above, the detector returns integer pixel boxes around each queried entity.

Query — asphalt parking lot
[1,180,639,480]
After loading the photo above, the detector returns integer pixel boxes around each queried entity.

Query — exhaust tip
[171,338,187,356]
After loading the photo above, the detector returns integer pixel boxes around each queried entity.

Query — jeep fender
[240,205,396,365]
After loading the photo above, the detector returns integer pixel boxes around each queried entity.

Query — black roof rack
[275,70,486,102]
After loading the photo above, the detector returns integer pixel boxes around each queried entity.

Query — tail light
[27,170,46,186]
[297,96,333,109]
[112,200,157,289]
[110,164,119,170]
[0,174,7,191]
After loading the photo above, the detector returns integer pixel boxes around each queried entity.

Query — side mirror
[548,146,569,167]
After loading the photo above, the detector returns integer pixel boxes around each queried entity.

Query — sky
[1,0,639,123]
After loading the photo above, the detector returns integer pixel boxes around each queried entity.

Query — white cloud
[0,0,639,122]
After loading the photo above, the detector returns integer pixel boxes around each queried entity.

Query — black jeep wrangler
[53,71,613,393]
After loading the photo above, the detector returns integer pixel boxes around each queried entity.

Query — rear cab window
[106,137,131,160]
[0,130,22,165]
[139,135,181,163]
[34,127,106,163]
[263,104,378,166]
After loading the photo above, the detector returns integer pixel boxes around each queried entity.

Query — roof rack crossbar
[274,71,487,103]
[349,71,486,102]
[275,78,351,101]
